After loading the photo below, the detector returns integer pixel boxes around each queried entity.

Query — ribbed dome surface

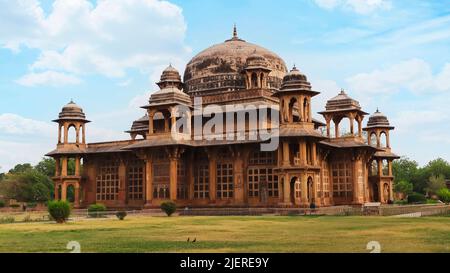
[183,29,287,95]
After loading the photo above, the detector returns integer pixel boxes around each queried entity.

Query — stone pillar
[54,184,60,200]
[312,142,317,166]
[170,108,177,133]
[308,99,312,122]
[357,116,363,138]
[334,120,340,138]
[301,141,307,165]
[76,124,80,144]
[349,116,354,135]
[282,141,290,166]
[169,156,178,201]
[378,181,383,203]
[389,181,394,202]
[301,175,308,205]
[187,152,194,200]
[233,154,245,204]
[377,159,383,177]
[55,158,61,176]
[326,118,331,137]
[75,156,81,176]
[145,158,153,206]
[82,124,86,144]
[386,131,391,148]
[64,123,68,143]
[209,151,217,202]
[148,111,154,135]
[58,125,62,144]
[74,183,80,208]
[299,95,304,122]
[61,183,67,201]
[118,159,127,205]
[388,160,393,176]
[283,173,290,204]
[164,113,170,133]
[61,157,68,176]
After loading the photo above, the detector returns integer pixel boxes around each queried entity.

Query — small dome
[157,64,183,90]
[159,64,181,83]
[245,50,270,70]
[367,109,391,127]
[55,100,88,122]
[62,100,82,113]
[325,89,361,111]
[280,66,311,90]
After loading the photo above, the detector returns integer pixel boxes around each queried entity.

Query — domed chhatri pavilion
[47,27,399,208]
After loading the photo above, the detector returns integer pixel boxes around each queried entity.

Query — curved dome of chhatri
[54,100,88,122]
[183,26,288,95]
[366,109,393,128]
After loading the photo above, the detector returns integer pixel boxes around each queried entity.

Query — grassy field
[0,215,449,253]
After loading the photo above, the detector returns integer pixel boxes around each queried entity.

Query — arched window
[370,133,377,146]
[382,159,389,176]
[260,74,264,88]
[380,132,387,148]
[251,73,258,88]
[67,125,77,143]
[370,160,378,176]
[288,97,297,123]
[67,184,75,203]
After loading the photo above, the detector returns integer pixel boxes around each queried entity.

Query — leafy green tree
[426,175,446,196]
[31,182,51,202]
[394,180,413,196]
[0,168,53,202]
[392,157,424,192]
[35,157,56,177]
[422,158,450,180]
[9,163,33,174]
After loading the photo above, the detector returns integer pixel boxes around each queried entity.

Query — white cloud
[0,0,189,86]
[314,0,391,14]
[15,71,82,87]
[0,113,54,136]
[346,59,450,95]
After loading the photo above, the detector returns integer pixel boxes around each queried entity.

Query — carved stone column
[74,183,80,208]
[208,148,217,202]
[118,159,127,206]
[145,157,153,206]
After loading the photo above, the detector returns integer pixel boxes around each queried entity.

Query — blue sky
[1,0,450,171]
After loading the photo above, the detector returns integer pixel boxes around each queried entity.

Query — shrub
[394,200,408,205]
[48,200,71,223]
[88,204,107,218]
[26,202,38,208]
[437,188,450,204]
[10,204,20,208]
[23,215,33,222]
[407,192,427,204]
[116,211,127,220]
[0,200,5,208]
[0,216,15,224]
[160,201,176,216]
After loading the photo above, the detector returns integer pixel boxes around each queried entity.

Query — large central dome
[183,27,288,95]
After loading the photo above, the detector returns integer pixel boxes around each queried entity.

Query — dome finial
[376,107,380,113]
[233,23,237,38]
[340,88,346,94]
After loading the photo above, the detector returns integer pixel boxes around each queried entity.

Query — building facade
[47,28,399,208]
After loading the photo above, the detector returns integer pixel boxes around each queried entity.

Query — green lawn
[0,215,449,253]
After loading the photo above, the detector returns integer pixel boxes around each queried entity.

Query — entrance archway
[67,184,75,203]
[372,183,379,202]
